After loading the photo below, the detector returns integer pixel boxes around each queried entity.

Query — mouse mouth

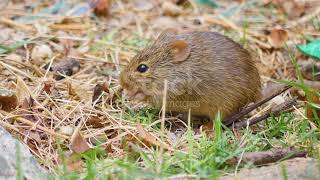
[123,89,147,102]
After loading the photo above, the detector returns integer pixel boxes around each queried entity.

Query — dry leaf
[68,82,92,104]
[270,0,306,19]
[21,96,34,110]
[43,80,54,94]
[280,0,305,19]
[88,0,111,17]
[28,131,42,144]
[0,89,17,112]
[267,28,288,48]
[136,124,171,150]
[53,58,80,80]
[16,77,31,105]
[86,116,104,128]
[92,82,109,104]
[104,143,113,153]
[70,132,91,153]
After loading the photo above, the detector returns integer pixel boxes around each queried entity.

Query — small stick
[233,98,297,129]
[224,85,292,126]
[226,148,307,166]
[0,17,33,31]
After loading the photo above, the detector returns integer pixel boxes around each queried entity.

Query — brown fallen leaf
[67,82,92,104]
[136,124,171,150]
[21,96,34,110]
[270,0,306,19]
[104,143,113,153]
[92,82,109,104]
[70,132,91,154]
[88,0,111,17]
[53,58,80,80]
[86,116,105,128]
[280,0,306,19]
[16,77,31,106]
[28,131,42,144]
[0,89,17,112]
[43,80,54,94]
[267,28,288,48]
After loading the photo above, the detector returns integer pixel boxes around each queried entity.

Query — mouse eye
[137,64,148,73]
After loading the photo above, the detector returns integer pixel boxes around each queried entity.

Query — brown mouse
[119,30,261,122]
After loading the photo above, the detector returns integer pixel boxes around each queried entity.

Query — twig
[0,17,33,31]
[226,148,307,166]
[233,98,297,129]
[224,85,292,126]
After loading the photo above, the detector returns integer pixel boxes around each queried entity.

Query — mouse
[119,29,261,122]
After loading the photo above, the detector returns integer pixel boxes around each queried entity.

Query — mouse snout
[122,88,135,100]
[122,88,147,102]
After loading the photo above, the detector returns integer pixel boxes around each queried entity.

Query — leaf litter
[0,0,320,178]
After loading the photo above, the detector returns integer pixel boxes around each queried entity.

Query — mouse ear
[171,40,190,63]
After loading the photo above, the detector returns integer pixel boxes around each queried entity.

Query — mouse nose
[122,88,136,100]
[122,89,130,98]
